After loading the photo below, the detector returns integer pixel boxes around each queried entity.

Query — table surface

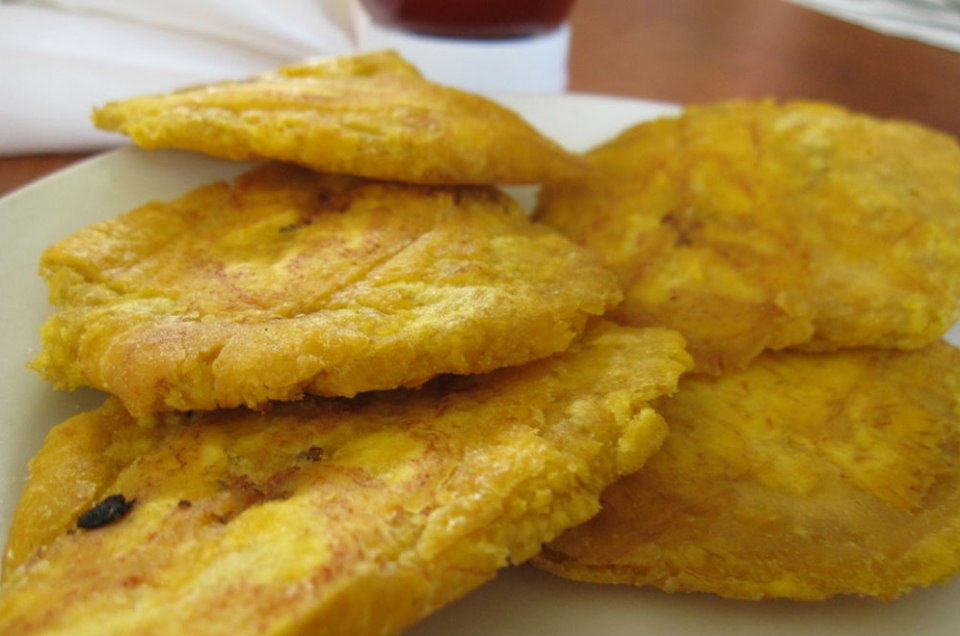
[2,0,959,197]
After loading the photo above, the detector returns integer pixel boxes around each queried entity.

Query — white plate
[1,94,959,636]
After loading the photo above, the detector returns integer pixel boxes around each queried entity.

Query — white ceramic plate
[1,94,959,635]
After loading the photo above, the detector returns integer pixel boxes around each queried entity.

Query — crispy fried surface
[29,163,622,416]
[534,342,960,601]
[535,99,960,373]
[1,322,691,636]
[91,50,586,185]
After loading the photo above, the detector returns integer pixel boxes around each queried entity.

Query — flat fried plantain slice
[91,50,586,185]
[535,99,960,373]
[1,322,692,636]
[29,162,622,416]
[534,342,960,601]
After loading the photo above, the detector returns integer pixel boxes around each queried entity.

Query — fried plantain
[1,322,691,636]
[534,341,960,600]
[535,99,960,373]
[92,50,587,185]
[29,162,622,416]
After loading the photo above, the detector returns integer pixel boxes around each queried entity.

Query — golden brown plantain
[92,50,587,185]
[535,341,960,601]
[535,99,960,373]
[30,162,622,416]
[1,321,691,636]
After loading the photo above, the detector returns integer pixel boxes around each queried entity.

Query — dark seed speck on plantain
[77,494,135,530]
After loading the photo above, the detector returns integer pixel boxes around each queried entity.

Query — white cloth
[782,0,960,53]
[0,0,354,154]
[0,0,571,155]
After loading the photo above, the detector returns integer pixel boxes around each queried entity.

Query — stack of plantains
[2,51,960,636]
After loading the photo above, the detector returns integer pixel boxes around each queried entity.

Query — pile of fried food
[2,50,960,635]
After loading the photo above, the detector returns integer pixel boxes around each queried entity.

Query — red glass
[359,0,577,39]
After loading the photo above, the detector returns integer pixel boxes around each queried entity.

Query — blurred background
[1,0,959,171]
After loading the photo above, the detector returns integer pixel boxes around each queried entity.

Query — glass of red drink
[358,0,577,39]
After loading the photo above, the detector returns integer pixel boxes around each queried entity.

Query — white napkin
[0,0,571,156]
[782,0,960,53]
[0,0,354,155]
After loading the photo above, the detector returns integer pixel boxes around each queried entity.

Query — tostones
[1,321,692,636]
[92,50,587,186]
[29,162,622,416]
[534,341,960,600]
[535,99,960,373]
